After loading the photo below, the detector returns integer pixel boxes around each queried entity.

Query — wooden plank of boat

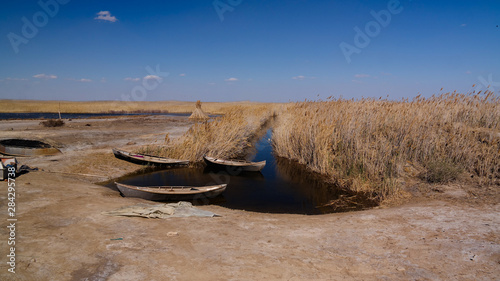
[203,155,266,172]
[115,182,227,201]
[112,148,189,165]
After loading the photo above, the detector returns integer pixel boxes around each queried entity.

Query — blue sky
[0,0,499,102]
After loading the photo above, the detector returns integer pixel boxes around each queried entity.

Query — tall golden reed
[140,105,277,162]
[272,92,500,200]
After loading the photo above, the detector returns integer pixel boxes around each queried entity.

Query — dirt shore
[0,116,498,280]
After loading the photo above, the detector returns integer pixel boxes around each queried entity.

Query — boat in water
[203,155,266,172]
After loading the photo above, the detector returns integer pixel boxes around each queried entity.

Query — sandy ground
[0,116,498,281]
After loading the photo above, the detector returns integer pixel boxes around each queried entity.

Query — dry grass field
[272,92,500,201]
[0,99,275,114]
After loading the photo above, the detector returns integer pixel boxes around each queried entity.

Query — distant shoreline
[0,112,193,121]
[0,100,276,114]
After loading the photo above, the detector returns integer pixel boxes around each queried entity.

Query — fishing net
[102,201,218,218]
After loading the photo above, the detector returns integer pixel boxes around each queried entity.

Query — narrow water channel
[105,128,377,215]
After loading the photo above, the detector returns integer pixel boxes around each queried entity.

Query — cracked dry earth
[0,116,498,280]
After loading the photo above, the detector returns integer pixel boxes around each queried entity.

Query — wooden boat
[115,182,227,201]
[1,157,17,181]
[112,148,189,166]
[203,155,266,172]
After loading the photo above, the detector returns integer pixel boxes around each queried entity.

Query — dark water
[0,112,190,120]
[0,139,51,148]
[104,129,377,215]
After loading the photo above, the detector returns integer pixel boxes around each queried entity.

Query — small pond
[103,129,377,215]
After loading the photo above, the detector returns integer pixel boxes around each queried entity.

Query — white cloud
[208,82,216,85]
[124,77,140,82]
[67,78,92,82]
[179,73,186,77]
[465,70,472,74]
[94,11,117,22]
[225,77,238,82]
[292,75,317,80]
[461,23,467,27]
[143,75,162,81]
[33,74,57,79]
[5,77,28,81]
[354,74,370,78]
[100,77,106,83]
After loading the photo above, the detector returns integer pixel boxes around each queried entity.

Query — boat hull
[115,183,227,201]
[113,148,189,166]
[203,156,265,172]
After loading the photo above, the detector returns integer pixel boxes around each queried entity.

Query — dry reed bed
[139,105,278,162]
[272,92,500,201]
